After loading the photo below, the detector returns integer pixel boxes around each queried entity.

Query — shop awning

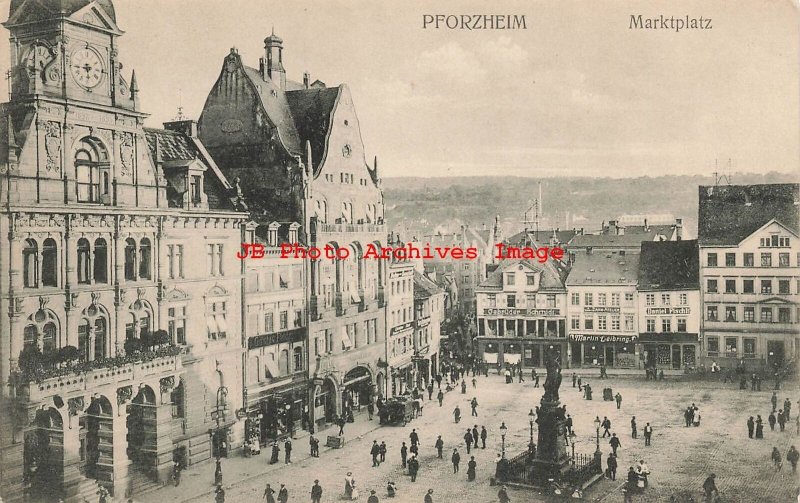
[350,290,361,303]
[484,353,498,364]
[205,316,217,336]
[264,357,281,378]
[216,315,228,335]
[340,327,353,350]
[504,353,521,364]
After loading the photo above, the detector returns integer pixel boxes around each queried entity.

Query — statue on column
[542,351,562,403]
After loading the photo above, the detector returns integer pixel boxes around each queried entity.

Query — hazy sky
[1,0,798,178]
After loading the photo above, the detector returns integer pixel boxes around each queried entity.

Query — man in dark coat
[756,415,764,438]
[631,416,637,439]
[367,490,379,503]
[602,417,612,437]
[380,441,387,462]
[472,425,479,446]
[467,456,477,481]
[435,435,444,458]
[452,448,461,473]
[784,398,792,420]
[771,392,778,412]
[464,429,473,453]
[371,440,381,467]
[747,416,755,438]
[615,392,623,410]
[768,411,777,431]
[400,442,408,468]
[566,415,574,436]
[609,434,622,455]
[410,429,420,447]
[703,474,718,501]
[367,401,374,420]
[310,480,323,503]
[424,489,434,503]
[408,456,419,482]
[284,439,292,464]
[572,373,577,387]
[214,458,222,485]
[277,484,288,503]
[437,390,444,407]
[498,486,511,503]
[684,407,692,427]
[480,426,487,449]
[787,445,799,473]
[607,453,618,480]
[471,398,479,417]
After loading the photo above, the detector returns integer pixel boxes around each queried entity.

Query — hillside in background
[383,172,799,238]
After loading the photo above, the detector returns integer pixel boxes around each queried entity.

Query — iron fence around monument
[498,450,601,488]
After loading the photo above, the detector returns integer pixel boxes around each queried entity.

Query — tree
[153,329,170,349]
[18,346,43,376]
[57,345,80,366]
[124,338,142,356]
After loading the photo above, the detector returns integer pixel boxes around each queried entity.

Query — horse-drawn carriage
[379,397,415,426]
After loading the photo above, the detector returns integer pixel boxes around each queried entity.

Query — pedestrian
[631,416,637,439]
[740,375,747,390]
[380,441,387,462]
[747,416,755,439]
[756,415,764,439]
[572,373,577,388]
[462,380,467,393]
[436,374,442,389]
[464,429,473,453]
[636,459,650,488]
[367,401,374,420]
[367,489,379,503]
[498,485,511,503]
[602,416,611,437]
[607,453,618,480]
[454,406,461,423]
[309,435,316,456]
[214,458,222,485]
[779,410,787,431]
[424,488,434,503]
[172,461,181,487]
[386,481,397,498]
[472,425,479,446]
[532,368,537,383]
[277,484,289,503]
[577,376,582,391]
[472,377,477,388]
[344,472,354,500]
[437,390,444,407]
[609,433,621,455]
[769,411,777,431]
[452,448,461,473]
[284,439,292,464]
[702,474,718,502]
[471,397,479,417]
[408,456,419,482]
[481,426,488,449]
[435,435,444,458]
[400,442,408,468]
[566,414,573,436]
[772,447,782,471]
[796,415,800,435]
[643,423,653,446]
[684,407,692,427]
[626,467,638,496]
[771,392,778,412]
[784,398,792,421]
[215,485,225,503]
[428,384,434,400]
[264,483,276,503]
[615,392,622,410]
[410,443,419,457]
[518,369,524,383]
[787,445,799,473]
[371,440,381,467]
[310,481,322,503]
[534,374,540,388]
[467,456,477,481]
[410,429,419,447]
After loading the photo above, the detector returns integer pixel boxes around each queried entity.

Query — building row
[474,186,799,372]
[0,2,443,502]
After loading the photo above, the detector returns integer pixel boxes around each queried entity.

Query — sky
[1,0,798,178]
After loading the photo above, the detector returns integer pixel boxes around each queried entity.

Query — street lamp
[500,422,508,459]
[528,409,535,444]
[593,417,601,452]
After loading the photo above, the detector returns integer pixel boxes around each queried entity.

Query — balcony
[310,219,387,243]
[14,348,183,403]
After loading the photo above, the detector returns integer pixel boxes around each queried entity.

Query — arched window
[23,239,38,288]
[124,238,137,280]
[74,138,109,203]
[78,318,90,361]
[77,238,91,284]
[125,313,136,340]
[139,312,151,340]
[293,346,303,371]
[93,238,107,283]
[138,238,151,280]
[42,238,58,287]
[94,317,106,359]
[341,201,352,224]
[279,349,289,375]
[23,325,37,349]
[42,322,56,353]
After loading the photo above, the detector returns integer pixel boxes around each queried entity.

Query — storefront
[638,333,698,369]
[480,340,568,368]
[569,334,638,368]
[245,385,307,443]
[342,366,373,410]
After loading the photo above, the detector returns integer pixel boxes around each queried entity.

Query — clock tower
[4,0,137,109]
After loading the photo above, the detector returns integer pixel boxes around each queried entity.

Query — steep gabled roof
[565,251,640,286]
[7,0,117,27]
[285,86,341,174]
[414,271,442,300]
[698,184,800,246]
[570,232,657,250]
[478,259,566,291]
[638,240,699,291]
[240,65,302,156]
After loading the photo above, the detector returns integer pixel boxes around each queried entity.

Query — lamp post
[500,422,508,459]
[593,417,601,452]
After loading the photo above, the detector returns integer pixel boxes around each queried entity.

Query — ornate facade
[0,2,248,501]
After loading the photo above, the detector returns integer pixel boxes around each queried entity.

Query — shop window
[743,338,756,358]
[743,253,754,267]
[23,239,39,288]
[42,238,58,287]
[657,345,671,365]
[743,306,755,322]
[124,238,137,280]
[93,238,107,283]
[706,337,719,357]
[77,238,91,284]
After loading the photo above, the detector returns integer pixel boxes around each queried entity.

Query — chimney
[303,72,310,89]
[644,218,649,232]
[163,119,198,137]
[675,218,683,240]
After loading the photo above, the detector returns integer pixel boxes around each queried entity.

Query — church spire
[264,29,286,89]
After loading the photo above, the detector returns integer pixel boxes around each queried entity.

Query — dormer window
[267,222,280,246]
[190,175,202,204]
[288,223,300,243]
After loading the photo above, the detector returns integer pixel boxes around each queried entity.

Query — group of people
[683,404,701,427]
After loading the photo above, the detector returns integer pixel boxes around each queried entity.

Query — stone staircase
[128,469,162,498]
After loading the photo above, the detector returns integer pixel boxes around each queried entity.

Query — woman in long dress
[344,473,353,499]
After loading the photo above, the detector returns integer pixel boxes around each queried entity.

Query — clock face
[70,48,103,88]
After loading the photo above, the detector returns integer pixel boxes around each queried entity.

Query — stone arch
[85,395,114,492]
[342,365,374,410]
[313,375,339,423]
